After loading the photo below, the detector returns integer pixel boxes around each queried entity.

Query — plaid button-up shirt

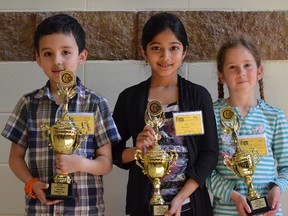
[2,77,121,215]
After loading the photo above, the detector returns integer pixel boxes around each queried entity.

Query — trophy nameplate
[150,204,170,216]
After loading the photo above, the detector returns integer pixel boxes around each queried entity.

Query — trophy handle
[76,121,91,149]
[166,150,178,175]
[41,120,51,144]
[135,149,147,175]
[251,149,260,165]
[223,154,233,170]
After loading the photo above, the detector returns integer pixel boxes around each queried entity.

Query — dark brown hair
[34,14,86,55]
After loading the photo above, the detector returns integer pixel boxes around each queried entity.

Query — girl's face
[218,45,263,95]
[142,29,186,79]
[36,33,87,90]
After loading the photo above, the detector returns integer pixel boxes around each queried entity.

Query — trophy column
[41,70,90,200]
[135,100,178,216]
[220,107,271,215]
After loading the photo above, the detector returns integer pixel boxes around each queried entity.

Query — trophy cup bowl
[135,145,178,205]
[41,70,90,200]
[134,100,178,216]
[221,107,271,215]
[49,120,79,154]
[230,149,258,177]
[146,154,169,179]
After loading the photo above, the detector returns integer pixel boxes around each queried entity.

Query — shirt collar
[34,76,85,101]
[217,98,264,108]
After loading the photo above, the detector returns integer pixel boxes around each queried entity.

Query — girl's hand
[230,190,251,216]
[263,207,279,216]
[263,185,281,216]
[32,180,62,205]
[136,125,160,153]
[164,197,183,216]
[56,154,81,174]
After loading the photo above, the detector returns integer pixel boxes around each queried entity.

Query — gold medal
[59,70,75,88]
[147,100,163,116]
[220,107,235,122]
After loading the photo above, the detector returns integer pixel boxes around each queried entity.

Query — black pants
[181,202,192,216]
[129,203,193,216]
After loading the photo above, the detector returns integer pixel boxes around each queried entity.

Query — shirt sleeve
[1,96,28,148]
[206,170,237,203]
[94,97,121,148]
[270,110,288,193]
[184,88,219,187]
[112,91,132,169]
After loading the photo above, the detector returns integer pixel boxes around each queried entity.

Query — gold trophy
[41,70,90,200]
[135,100,178,216]
[220,107,271,215]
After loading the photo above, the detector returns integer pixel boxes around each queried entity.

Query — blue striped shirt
[207,99,288,216]
[1,78,121,215]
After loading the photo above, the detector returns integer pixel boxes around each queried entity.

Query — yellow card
[173,111,204,136]
[68,112,95,134]
[239,134,268,156]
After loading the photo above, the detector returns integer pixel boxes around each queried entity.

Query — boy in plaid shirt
[2,14,120,215]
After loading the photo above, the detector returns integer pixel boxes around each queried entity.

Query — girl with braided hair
[207,37,288,216]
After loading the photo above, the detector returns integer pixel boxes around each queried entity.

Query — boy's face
[36,33,87,90]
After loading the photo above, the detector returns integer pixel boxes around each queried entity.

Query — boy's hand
[32,180,62,205]
[230,190,251,216]
[56,154,81,174]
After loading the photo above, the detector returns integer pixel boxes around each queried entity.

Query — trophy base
[247,196,272,215]
[46,181,77,200]
[150,203,170,216]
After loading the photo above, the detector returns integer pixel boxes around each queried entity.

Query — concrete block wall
[1,1,288,215]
